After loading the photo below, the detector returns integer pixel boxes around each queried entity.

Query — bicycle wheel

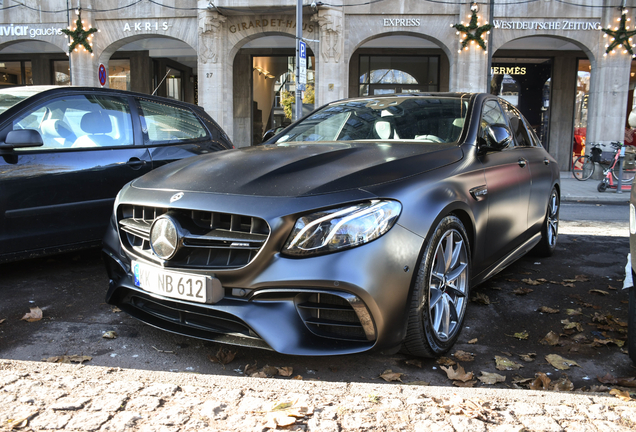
[611,161,636,184]
[572,155,594,181]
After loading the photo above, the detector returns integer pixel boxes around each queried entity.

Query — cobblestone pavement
[2,359,636,432]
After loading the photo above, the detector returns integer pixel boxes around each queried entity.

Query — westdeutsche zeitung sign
[493,20,601,31]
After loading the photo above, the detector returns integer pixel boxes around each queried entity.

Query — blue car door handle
[126,157,147,170]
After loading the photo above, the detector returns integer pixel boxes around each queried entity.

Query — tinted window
[479,100,509,147]
[137,99,207,143]
[12,94,133,149]
[501,101,532,147]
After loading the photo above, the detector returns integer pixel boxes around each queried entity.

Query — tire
[611,162,636,184]
[572,155,594,181]
[630,279,636,364]
[403,215,470,357]
[533,187,559,257]
[597,180,608,192]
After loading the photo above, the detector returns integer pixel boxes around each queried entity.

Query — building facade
[0,0,635,171]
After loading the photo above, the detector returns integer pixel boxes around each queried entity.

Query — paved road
[0,203,632,393]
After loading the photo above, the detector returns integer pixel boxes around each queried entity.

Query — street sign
[298,40,307,87]
[98,64,107,87]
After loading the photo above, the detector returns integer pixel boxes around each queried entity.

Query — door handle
[518,158,527,168]
[126,158,147,170]
[543,158,550,165]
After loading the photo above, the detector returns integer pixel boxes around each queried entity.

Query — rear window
[137,99,207,143]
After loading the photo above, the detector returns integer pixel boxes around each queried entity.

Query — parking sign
[298,40,307,88]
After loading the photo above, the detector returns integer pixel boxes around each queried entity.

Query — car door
[478,99,532,269]
[0,92,152,258]
[134,97,227,169]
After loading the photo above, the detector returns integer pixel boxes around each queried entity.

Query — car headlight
[283,200,402,257]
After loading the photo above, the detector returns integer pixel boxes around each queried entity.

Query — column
[68,7,98,87]
[312,8,346,106]
[450,3,490,93]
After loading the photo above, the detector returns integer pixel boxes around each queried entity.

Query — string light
[602,7,636,56]
[61,9,97,54]
[452,3,492,52]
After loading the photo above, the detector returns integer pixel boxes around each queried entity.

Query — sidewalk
[2,359,636,431]
[560,172,630,204]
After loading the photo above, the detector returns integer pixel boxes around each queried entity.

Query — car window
[500,101,532,147]
[479,100,509,147]
[521,115,542,147]
[137,98,207,143]
[12,94,134,150]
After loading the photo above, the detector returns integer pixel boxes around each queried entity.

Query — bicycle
[572,142,636,184]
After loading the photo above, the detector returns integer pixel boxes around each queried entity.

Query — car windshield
[274,96,468,144]
[0,87,51,115]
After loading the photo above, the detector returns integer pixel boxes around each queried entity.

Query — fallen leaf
[468,338,478,344]
[478,371,506,385]
[261,365,279,377]
[453,380,476,387]
[276,367,293,377]
[562,282,576,288]
[599,374,636,387]
[208,347,236,366]
[292,375,303,380]
[263,400,313,429]
[551,376,574,391]
[251,371,267,378]
[495,356,523,371]
[565,308,583,316]
[574,275,590,282]
[518,353,536,362]
[0,318,5,324]
[111,306,122,313]
[540,331,560,346]
[379,369,404,382]
[592,338,624,348]
[538,306,560,314]
[440,364,474,382]
[529,372,551,390]
[437,357,456,366]
[453,350,475,362]
[471,292,490,305]
[244,362,258,375]
[21,307,43,322]
[598,373,617,384]
[405,359,422,368]
[406,380,429,386]
[561,319,583,332]
[545,354,580,370]
[608,285,617,290]
[589,289,609,296]
[43,355,91,364]
[102,331,117,339]
[512,375,533,386]
[589,385,610,392]
[521,278,544,286]
[507,331,529,340]
[512,288,534,295]
[610,388,632,401]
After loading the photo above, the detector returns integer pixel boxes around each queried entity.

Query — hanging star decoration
[61,11,97,54]
[452,7,492,51]
[602,9,636,55]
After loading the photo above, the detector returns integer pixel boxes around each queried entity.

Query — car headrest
[81,111,112,134]
[375,121,392,140]
[40,119,74,138]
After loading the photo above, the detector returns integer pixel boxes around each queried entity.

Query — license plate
[132,261,218,304]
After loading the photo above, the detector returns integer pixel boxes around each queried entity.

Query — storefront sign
[229,19,314,33]
[0,24,64,38]
[491,66,527,75]
[493,20,601,31]
[382,18,421,27]
[123,22,172,32]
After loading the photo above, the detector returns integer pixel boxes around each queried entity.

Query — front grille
[118,205,270,269]
[295,293,373,342]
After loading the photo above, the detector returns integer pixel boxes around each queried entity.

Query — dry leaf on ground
[251,371,268,378]
[495,356,524,371]
[0,318,5,324]
[521,278,545,286]
[292,375,303,380]
[592,338,625,348]
[263,400,313,429]
[244,362,258,375]
[512,288,534,295]
[405,359,422,368]
[589,289,609,296]
[437,357,456,366]
[261,365,279,377]
[379,369,404,382]
[598,374,636,387]
[529,372,551,390]
[565,308,583,316]
[453,350,475,362]
[468,338,478,344]
[518,353,536,362]
[440,364,474,382]
[609,388,632,401]
[43,355,91,364]
[102,331,117,339]
[21,307,43,322]
[276,366,293,377]
[561,319,583,332]
[453,380,476,387]
[545,354,580,370]
[471,292,490,305]
[478,371,506,385]
[208,347,236,366]
[540,331,560,346]
[550,376,574,391]
[538,306,559,314]
[507,331,529,340]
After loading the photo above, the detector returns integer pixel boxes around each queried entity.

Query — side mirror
[2,129,44,150]
[480,124,512,152]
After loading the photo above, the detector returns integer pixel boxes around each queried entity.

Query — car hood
[132,142,463,197]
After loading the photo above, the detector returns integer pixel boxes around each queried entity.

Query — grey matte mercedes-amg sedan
[103,93,560,358]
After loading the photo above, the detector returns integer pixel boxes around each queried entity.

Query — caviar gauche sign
[493,19,601,31]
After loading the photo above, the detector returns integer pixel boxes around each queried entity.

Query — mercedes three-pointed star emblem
[149,215,180,260]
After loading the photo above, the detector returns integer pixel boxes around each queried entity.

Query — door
[0,93,152,257]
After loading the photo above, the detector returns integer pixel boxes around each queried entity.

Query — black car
[0,86,232,263]
[104,93,559,357]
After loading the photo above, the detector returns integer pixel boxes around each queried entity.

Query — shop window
[0,61,32,86]
[166,68,182,101]
[53,60,70,86]
[137,98,206,143]
[573,59,590,159]
[109,59,131,91]
[359,55,439,96]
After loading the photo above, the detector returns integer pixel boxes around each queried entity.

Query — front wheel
[611,162,636,184]
[403,216,470,357]
[598,180,608,192]
[572,155,594,181]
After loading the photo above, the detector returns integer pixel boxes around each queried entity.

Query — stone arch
[97,33,196,69]
[493,34,597,65]
[0,39,67,54]
[351,31,454,63]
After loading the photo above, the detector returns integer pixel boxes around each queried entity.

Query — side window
[501,101,532,147]
[480,100,508,146]
[137,99,207,143]
[521,115,542,147]
[12,94,133,150]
